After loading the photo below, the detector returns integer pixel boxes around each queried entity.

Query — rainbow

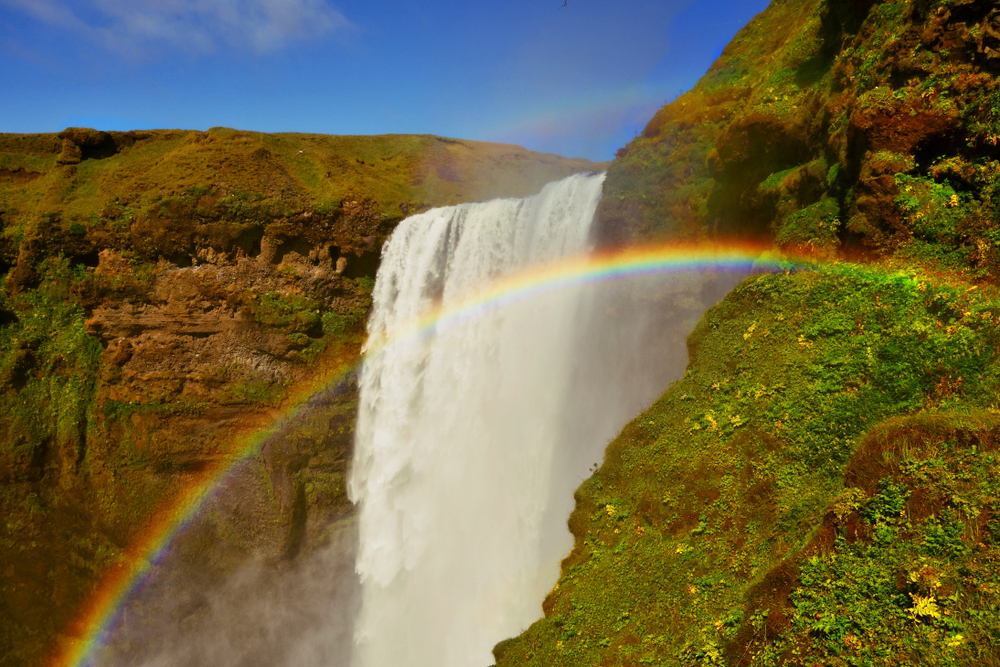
[52,241,808,667]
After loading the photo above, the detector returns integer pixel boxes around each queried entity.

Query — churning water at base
[349,172,745,667]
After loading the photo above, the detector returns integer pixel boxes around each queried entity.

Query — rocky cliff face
[0,127,604,665]
[599,0,1000,277]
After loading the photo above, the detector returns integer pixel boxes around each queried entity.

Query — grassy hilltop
[0,128,603,665]
[495,0,1000,665]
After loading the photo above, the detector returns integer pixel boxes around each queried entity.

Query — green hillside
[496,0,1000,664]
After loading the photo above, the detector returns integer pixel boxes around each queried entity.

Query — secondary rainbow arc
[52,242,805,667]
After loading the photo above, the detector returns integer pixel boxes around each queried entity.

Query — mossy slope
[497,266,1000,666]
[599,0,1000,280]
[0,127,603,277]
[497,0,1000,664]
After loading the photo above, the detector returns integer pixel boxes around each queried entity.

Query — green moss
[598,0,1000,278]
[870,150,916,175]
[0,278,102,452]
[739,412,1000,665]
[775,198,841,254]
[247,291,320,333]
[0,151,55,172]
[216,379,286,407]
[563,13,1000,659]
[322,309,366,337]
[760,166,802,192]
[102,398,208,422]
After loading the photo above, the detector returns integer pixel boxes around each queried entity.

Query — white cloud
[1,0,352,56]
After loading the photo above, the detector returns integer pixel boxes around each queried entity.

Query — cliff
[599,0,1000,275]
[8,0,1000,662]
[0,127,604,665]
[496,0,1000,664]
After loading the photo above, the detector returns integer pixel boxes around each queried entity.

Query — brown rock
[104,339,134,367]
[849,99,957,156]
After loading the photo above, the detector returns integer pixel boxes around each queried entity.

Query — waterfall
[84,172,745,667]
[349,172,602,667]
[350,172,744,667]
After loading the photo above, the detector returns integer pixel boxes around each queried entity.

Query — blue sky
[0,0,770,161]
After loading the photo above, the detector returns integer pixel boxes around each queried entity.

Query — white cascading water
[349,172,603,667]
[349,172,745,667]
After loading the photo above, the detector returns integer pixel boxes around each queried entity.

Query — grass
[528,9,1000,658]
[740,411,1000,666]
[0,129,604,247]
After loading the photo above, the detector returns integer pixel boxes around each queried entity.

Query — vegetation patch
[247,291,321,334]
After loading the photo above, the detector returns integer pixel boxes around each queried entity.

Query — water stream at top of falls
[349,172,746,667]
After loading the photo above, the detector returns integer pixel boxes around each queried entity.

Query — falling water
[84,172,746,667]
[349,172,746,667]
